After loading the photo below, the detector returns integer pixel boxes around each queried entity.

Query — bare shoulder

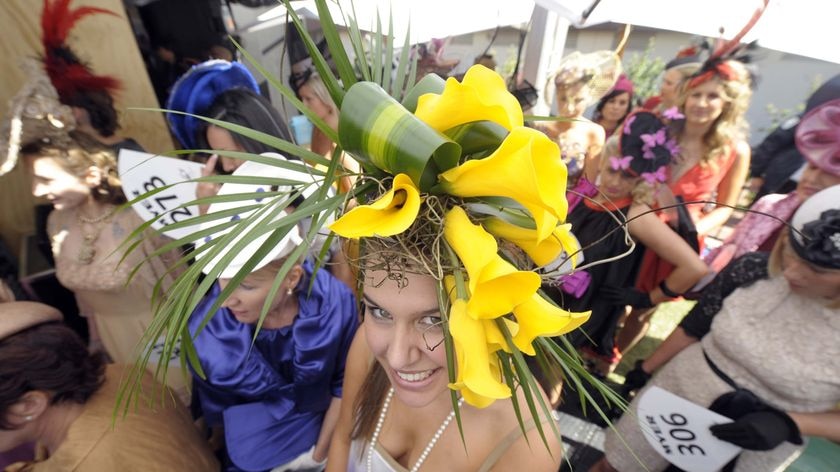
[466,388,563,471]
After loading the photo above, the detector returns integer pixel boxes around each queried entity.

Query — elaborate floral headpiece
[124,1,602,423]
[610,111,679,184]
[327,65,590,407]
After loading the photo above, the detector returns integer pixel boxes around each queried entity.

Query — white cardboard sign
[118,149,204,239]
[637,386,742,472]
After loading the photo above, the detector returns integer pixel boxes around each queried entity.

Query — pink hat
[795,98,840,177]
[611,74,634,95]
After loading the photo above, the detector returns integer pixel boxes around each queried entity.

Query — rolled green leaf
[402,73,446,112]
[339,82,460,191]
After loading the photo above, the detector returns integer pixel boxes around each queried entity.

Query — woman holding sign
[595,185,840,472]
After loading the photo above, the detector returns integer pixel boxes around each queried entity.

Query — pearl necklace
[367,387,465,472]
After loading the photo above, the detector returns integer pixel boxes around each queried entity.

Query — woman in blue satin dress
[187,159,359,472]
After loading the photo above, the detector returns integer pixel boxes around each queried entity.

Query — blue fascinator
[166,60,259,149]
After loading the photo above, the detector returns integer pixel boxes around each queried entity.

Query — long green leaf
[313,0,357,91]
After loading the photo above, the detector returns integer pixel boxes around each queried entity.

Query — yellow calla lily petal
[448,299,511,407]
[484,218,580,268]
[439,127,568,242]
[329,174,421,238]
[414,64,523,132]
[444,207,540,319]
[511,294,590,355]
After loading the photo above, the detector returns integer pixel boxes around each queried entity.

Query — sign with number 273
[117,149,205,239]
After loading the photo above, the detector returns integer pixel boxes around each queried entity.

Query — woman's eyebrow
[362,294,440,316]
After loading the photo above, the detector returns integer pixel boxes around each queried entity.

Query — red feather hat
[41,0,121,104]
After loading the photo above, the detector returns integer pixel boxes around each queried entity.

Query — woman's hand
[196,154,220,215]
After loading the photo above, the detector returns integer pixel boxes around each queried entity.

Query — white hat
[789,184,840,270]
[196,154,327,278]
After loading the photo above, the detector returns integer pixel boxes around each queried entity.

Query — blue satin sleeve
[187,283,290,427]
[292,261,359,412]
[187,262,359,471]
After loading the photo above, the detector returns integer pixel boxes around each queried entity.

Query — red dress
[636,147,738,292]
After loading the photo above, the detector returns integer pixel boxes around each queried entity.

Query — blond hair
[672,60,752,168]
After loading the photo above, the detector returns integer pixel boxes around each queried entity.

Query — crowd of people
[1,2,839,472]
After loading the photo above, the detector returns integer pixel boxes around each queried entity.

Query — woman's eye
[418,315,443,327]
[366,305,391,321]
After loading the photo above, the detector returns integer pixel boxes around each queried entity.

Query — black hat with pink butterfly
[610,111,678,185]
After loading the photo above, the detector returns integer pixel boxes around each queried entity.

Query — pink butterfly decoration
[663,106,685,120]
[641,166,667,184]
[665,138,681,155]
[623,114,637,134]
[640,128,666,149]
[609,155,633,170]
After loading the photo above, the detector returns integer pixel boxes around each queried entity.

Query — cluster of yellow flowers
[329,65,590,407]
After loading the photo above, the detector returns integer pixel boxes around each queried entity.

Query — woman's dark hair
[64,89,119,138]
[592,89,634,125]
[0,323,105,429]
[195,88,294,156]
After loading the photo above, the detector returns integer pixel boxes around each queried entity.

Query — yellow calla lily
[414,64,523,132]
[484,218,580,268]
[512,294,590,355]
[329,174,421,238]
[448,299,511,408]
[444,207,540,319]
[438,127,568,242]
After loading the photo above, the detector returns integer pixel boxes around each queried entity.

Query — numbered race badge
[637,386,742,472]
[118,149,204,239]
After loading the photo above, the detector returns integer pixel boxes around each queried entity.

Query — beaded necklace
[367,387,465,472]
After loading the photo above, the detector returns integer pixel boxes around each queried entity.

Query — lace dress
[604,254,840,471]
[48,207,184,393]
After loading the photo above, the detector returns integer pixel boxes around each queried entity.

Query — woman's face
[298,83,333,122]
[29,156,91,211]
[683,79,727,126]
[599,164,640,200]
[781,238,840,300]
[555,83,589,119]
[796,162,840,201]
[660,69,685,108]
[362,268,448,408]
[602,92,631,123]
[206,125,244,173]
[218,264,298,325]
